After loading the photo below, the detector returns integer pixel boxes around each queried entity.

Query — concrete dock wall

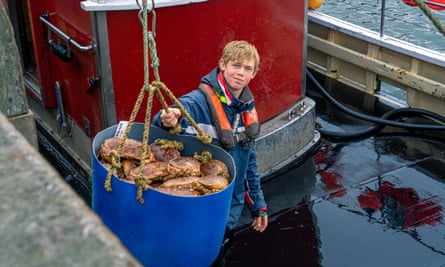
[0,1,37,148]
[0,106,141,266]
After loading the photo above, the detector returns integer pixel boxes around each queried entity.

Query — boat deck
[226,83,445,266]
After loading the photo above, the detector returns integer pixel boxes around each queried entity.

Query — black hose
[307,69,445,139]
[318,107,445,140]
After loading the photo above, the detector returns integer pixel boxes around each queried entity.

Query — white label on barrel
[115,121,128,137]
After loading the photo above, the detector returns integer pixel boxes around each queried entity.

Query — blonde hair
[220,40,260,73]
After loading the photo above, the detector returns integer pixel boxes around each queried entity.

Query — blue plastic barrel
[92,123,235,266]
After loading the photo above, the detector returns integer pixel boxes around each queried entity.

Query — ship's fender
[309,0,323,10]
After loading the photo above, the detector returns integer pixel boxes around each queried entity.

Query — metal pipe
[380,0,386,37]
[39,13,94,52]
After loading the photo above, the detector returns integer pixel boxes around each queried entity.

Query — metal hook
[151,10,157,38]
[137,0,156,37]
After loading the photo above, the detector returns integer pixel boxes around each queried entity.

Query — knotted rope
[104,0,211,204]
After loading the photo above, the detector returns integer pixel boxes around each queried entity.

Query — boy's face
[219,58,256,94]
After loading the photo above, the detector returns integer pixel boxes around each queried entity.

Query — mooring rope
[414,0,445,36]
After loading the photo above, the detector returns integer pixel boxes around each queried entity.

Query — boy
[153,40,268,247]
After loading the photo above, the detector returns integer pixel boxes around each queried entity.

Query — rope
[145,18,211,142]
[104,0,212,204]
[152,81,213,144]
[414,0,445,36]
[104,81,150,192]
[135,85,155,204]
[147,31,181,134]
[104,0,154,203]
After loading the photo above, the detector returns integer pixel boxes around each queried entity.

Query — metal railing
[39,13,95,52]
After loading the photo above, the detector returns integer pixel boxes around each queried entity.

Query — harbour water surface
[227,91,445,266]
[225,53,445,266]
[316,0,445,53]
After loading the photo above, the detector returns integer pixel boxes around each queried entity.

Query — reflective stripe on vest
[199,83,260,149]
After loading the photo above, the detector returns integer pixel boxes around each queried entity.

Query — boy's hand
[251,215,268,233]
[160,108,181,128]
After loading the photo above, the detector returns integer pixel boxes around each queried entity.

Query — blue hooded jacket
[153,67,267,230]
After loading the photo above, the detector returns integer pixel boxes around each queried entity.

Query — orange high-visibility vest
[200,83,260,149]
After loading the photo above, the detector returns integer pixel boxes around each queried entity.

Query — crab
[160,176,200,188]
[97,137,232,196]
[151,143,180,162]
[98,137,154,163]
[200,159,230,178]
[127,161,170,184]
[155,176,199,196]
[121,159,138,178]
[159,175,230,195]
[166,156,201,180]
[192,175,231,194]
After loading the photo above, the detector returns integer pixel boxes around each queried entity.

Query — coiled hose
[307,69,445,140]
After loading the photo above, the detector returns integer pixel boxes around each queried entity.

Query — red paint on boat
[403,0,445,10]
[27,1,100,135]
[106,0,305,123]
[25,0,306,137]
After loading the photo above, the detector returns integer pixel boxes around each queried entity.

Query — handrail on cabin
[39,13,95,52]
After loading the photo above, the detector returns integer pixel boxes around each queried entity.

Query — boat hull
[13,0,319,185]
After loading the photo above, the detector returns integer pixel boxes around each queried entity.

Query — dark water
[225,77,445,266]
[316,0,445,53]
[227,134,445,267]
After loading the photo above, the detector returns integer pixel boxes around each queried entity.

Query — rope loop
[104,150,121,192]
[194,150,213,164]
[135,174,147,204]
[197,132,213,145]
[103,0,213,204]
[151,81,213,143]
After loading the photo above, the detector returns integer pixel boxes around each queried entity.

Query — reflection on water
[237,158,317,228]
[358,179,443,229]
[227,159,319,266]
[317,0,445,53]
[227,133,445,266]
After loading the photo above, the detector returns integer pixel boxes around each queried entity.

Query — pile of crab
[97,137,231,196]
